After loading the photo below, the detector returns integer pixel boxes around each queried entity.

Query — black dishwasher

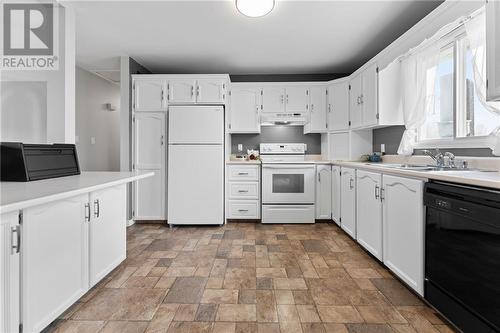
[424,181,500,333]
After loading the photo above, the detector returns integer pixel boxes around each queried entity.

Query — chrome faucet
[423,149,445,167]
[444,152,456,168]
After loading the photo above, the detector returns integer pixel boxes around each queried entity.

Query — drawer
[229,182,259,199]
[228,200,260,219]
[262,205,315,224]
[228,165,259,181]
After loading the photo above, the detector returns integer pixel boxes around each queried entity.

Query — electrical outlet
[91,137,96,145]
[238,144,243,152]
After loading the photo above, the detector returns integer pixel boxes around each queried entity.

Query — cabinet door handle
[286,94,289,104]
[349,178,354,190]
[311,104,314,112]
[11,225,20,254]
[238,209,249,212]
[161,135,164,146]
[375,185,380,200]
[85,203,91,222]
[380,188,385,201]
[94,199,100,218]
[191,85,194,97]
[238,190,249,193]
[318,172,321,183]
[197,85,200,97]
[280,95,284,104]
[238,172,249,175]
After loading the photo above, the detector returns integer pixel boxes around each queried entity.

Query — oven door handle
[262,165,316,169]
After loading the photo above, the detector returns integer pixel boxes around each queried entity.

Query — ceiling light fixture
[236,0,275,18]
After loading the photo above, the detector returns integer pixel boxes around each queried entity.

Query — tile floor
[45,222,457,333]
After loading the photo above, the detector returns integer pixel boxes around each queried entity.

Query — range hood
[261,113,307,126]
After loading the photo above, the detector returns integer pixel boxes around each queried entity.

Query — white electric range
[260,143,315,224]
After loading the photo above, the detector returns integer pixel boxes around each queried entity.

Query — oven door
[262,164,315,204]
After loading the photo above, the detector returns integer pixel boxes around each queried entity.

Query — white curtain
[464,9,500,155]
[398,44,440,155]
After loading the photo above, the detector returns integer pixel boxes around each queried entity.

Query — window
[418,31,500,146]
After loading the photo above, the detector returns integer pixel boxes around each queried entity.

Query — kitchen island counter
[0,171,153,214]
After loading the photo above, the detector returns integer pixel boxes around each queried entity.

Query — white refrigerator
[167,105,224,225]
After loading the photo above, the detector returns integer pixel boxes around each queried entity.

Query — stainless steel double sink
[365,163,472,172]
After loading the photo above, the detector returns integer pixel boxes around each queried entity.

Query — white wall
[75,67,120,171]
[0,3,75,144]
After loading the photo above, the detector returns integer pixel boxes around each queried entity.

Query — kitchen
[1,1,500,333]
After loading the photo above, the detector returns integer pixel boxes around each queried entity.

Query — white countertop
[334,161,500,190]
[0,171,153,214]
[226,160,261,165]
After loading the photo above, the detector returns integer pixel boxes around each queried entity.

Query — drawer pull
[237,172,249,175]
[238,190,249,193]
[238,209,249,212]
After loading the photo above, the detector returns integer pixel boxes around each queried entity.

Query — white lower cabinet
[89,185,127,286]
[227,165,260,219]
[356,170,383,260]
[340,167,356,238]
[1,212,20,333]
[22,195,89,333]
[331,166,341,226]
[316,165,332,219]
[17,184,128,333]
[382,175,424,296]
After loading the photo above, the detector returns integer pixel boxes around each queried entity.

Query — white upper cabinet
[285,86,309,113]
[316,165,332,219]
[328,80,350,131]
[361,63,379,127]
[349,74,363,129]
[133,76,229,107]
[196,79,227,104]
[262,86,285,113]
[340,167,356,239]
[134,79,166,111]
[349,63,380,129]
[168,79,197,104]
[261,86,309,114]
[487,0,500,101]
[356,170,383,261]
[304,86,327,134]
[229,85,261,133]
[331,166,341,225]
[89,185,127,287]
[0,212,20,333]
[382,175,424,296]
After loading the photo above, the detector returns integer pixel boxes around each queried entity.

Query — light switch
[91,137,96,145]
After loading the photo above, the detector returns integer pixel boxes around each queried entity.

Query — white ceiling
[69,0,443,75]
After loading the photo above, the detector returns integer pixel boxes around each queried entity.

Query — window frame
[415,26,495,149]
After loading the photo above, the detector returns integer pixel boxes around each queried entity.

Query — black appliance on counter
[424,181,500,333]
[1,142,80,181]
